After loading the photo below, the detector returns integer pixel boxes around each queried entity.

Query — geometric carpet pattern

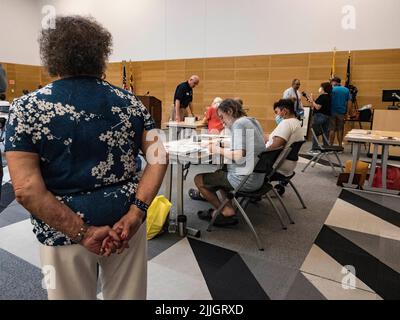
[288,189,400,300]
[1,157,400,300]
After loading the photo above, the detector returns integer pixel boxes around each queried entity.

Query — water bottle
[168,212,177,234]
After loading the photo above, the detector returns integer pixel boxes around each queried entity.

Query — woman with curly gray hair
[5,16,167,300]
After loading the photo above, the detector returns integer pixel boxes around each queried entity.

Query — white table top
[165,121,207,129]
[345,129,400,146]
[164,137,230,164]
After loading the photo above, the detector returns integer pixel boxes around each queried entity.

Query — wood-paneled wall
[1,63,41,101]
[105,48,400,131]
[0,62,58,101]
[3,48,400,133]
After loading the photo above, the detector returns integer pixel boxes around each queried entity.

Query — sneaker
[189,188,207,202]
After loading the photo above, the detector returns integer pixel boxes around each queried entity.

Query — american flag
[122,64,128,90]
[129,61,134,93]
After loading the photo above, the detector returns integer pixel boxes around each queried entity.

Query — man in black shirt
[170,75,200,122]
[307,82,332,153]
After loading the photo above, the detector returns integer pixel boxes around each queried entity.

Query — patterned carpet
[1,156,399,300]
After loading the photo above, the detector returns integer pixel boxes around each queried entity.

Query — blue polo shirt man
[329,76,350,147]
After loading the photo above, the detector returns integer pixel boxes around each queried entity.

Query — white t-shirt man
[266,118,304,176]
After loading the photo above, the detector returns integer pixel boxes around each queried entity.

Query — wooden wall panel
[352,65,400,81]
[269,67,308,81]
[270,54,309,67]
[309,51,349,67]
[205,57,235,69]
[354,49,400,65]
[185,59,205,70]
[203,81,235,94]
[235,56,269,69]
[204,70,235,81]
[235,69,269,81]
[105,62,122,87]
[0,62,43,101]
[3,48,400,134]
[114,48,400,131]
[165,59,185,70]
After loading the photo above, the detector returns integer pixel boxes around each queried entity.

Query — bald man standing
[170,75,200,122]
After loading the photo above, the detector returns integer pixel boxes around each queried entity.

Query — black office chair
[207,147,294,251]
[302,128,344,177]
[269,140,307,209]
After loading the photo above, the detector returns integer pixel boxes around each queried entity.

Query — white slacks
[39,223,147,300]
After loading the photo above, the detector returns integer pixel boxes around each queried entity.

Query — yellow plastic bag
[146,195,173,240]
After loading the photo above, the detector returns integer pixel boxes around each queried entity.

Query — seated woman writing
[194,99,266,227]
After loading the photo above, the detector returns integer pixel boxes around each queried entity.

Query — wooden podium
[137,96,162,129]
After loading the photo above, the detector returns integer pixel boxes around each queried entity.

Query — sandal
[197,209,239,227]
[189,188,207,202]
[213,215,239,227]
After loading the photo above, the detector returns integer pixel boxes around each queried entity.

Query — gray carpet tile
[148,232,182,261]
[0,142,398,300]
[284,271,327,300]
[240,252,299,300]
[347,189,400,214]
[163,162,342,269]
[0,201,30,228]
[331,225,400,274]
[0,249,47,300]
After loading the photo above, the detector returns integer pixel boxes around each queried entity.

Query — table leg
[168,126,179,142]
[367,144,379,188]
[177,163,184,216]
[165,163,173,201]
[381,145,389,190]
[364,144,399,195]
[176,162,201,238]
[343,142,360,189]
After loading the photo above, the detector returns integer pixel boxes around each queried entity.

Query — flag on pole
[129,60,134,93]
[122,62,128,90]
[345,51,351,88]
[330,47,336,79]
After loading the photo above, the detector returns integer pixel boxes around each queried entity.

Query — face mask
[275,115,284,125]
[318,87,324,94]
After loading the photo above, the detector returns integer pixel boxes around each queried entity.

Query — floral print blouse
[5,76,155,246]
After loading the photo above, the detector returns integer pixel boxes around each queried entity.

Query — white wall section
[2,0,400,64]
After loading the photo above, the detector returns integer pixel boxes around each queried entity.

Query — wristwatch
[72,223,89,244]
